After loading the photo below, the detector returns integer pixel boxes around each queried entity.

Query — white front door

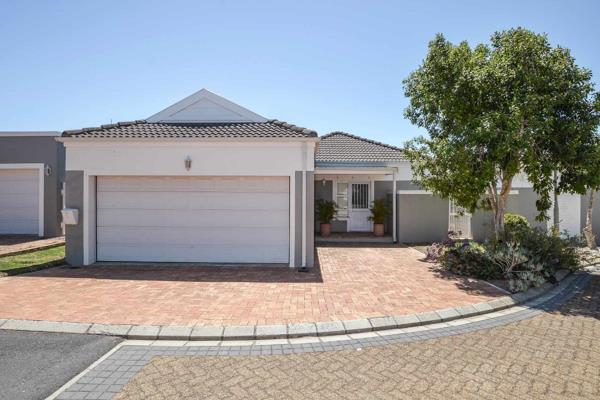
[349,183,371,231]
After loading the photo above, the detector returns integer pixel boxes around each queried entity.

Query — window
[448,200,472,238]
[351,183,369,209]
[336,182,348,220]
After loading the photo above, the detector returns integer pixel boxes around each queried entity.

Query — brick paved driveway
[115,274,600,400]
[0,245,501,326]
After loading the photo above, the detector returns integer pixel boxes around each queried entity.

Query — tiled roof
[62,120,318,139]
[316,132,404,163]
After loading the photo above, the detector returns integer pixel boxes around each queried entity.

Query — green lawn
[0,245,65,272]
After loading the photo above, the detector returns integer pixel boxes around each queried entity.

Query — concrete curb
[0,270,576,340]
[0,240,65,259]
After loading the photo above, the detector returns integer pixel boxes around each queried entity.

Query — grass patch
[0,245,65,272]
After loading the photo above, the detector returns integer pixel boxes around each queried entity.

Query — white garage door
[96,176,290,263]
[0,169,40,235]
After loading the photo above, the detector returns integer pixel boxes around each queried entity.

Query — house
[56,89,585,267]
[0,131,64,237]
[58,89,317,267]
[314,132,450,243]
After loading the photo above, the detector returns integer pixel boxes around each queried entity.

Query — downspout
[301,142,307,268]
[392,168,397,242]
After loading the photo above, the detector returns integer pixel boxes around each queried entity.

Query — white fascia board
[0,131,60,137]
[56,137,318,144]
[315,167,395,175]
[146,88,268,123]
[397,190,433,194]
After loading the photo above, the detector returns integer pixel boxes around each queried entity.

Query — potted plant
[368,199,390,237]
[316,199,337,237]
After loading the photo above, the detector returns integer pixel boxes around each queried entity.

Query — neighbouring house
[0,131,64,237]
[50,89,585,267]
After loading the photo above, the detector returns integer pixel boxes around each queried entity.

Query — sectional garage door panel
[0,169,39,234]
[96,176,290,263]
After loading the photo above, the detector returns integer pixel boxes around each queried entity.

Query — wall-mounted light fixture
[184,156,192,171]
[44,165,52,176]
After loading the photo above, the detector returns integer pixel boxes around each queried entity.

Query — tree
[403,28,599,239]
[555,92,600,247]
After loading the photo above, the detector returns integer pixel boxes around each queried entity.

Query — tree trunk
[553,170,560,235]
[583,189,597,250]
[489,174,513,240]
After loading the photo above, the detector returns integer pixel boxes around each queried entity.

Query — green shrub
[438,241,502,280]
[504,213,530,231]
[438,222,582,292]
[368,199,390,224]
[316,199,337,224]
[488,241,546,292]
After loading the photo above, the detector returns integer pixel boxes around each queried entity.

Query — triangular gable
[147,88,267,123]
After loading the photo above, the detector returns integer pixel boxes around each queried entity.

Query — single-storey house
[0,131,64,236]
[56,89,585,267]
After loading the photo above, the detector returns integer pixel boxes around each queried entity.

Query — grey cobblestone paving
[55,273,597,399]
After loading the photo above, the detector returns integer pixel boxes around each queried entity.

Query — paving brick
[111,275,600,400]
[189,326,223,340]
[393,314,420,327]
[487,297,515,311]
[0,245,502,327]
[315,321,345,336]
[222,325,255,340]
[415,311,441,324]
[287,323,317,338]
[127,326,160,340]
[455,304,479,317]
[89,324,132,337]
[157,326,192,340]
[255,324,287,339]
[435,308,461,322]
[342,319,372,333]
[472,302,494,314]
[368,316,397,330]
[0,319,90,334]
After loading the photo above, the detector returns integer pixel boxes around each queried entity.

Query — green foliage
[439,241,502,280]
[403,28,600,232]
[368,199,390,224]
[504,214,530,230]
[437,224,582,292]
[316,199,337,224]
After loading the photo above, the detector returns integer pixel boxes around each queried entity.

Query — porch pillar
[392,169,397,242]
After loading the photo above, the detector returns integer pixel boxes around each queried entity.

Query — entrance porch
[314,168,397,242]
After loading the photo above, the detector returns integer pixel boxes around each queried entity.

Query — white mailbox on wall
[61,208,79,225]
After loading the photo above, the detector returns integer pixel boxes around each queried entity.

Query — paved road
[115,275,600,400]
[0,330,121,400]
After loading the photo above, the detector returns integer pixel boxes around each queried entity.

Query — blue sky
[1,0,598,146]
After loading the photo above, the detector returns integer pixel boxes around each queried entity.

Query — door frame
[0,163,45,236]
[349,181,372,232]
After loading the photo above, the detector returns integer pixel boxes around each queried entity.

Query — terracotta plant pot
[373,223,385,237]
[320,223,332,237]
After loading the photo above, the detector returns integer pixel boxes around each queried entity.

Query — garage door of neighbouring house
[0,168,40,235]
[96,176,290,263]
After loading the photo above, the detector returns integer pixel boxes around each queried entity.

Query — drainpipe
[392,168,397,243]
[301,143,307,269]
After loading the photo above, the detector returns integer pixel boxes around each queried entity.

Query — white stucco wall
[64,140,315,176]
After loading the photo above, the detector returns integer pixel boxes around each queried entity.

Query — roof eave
[56,136,319,143]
